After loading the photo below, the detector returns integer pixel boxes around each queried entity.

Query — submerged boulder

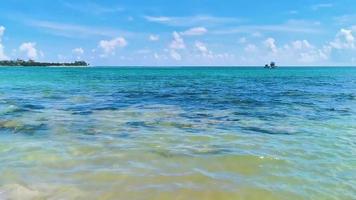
[0,120,47,134]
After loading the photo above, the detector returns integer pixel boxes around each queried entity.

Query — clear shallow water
[0,67,355,200]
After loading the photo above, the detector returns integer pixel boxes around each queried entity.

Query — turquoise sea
[0,67,355,199]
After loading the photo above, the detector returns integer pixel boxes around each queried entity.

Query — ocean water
[0,67,355,200]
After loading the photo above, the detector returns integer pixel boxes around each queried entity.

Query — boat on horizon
[264,62,277,69]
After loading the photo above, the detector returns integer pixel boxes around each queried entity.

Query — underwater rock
[0,120,47,133]
[1,105,26,115]
[23,104,45,110]
[152,121,194,129]
[0,120,24,130]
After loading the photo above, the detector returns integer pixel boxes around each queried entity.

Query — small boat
[264,62,277,69]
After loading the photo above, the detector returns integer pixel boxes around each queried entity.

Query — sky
[1,0,356,66]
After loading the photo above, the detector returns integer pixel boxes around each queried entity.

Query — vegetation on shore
[0,59,89,67]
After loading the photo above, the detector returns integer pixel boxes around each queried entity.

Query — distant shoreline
[0,60,89,67]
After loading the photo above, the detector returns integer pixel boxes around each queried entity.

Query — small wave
[0,184,40,200]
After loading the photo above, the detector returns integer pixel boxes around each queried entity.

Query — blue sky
[1,0,356,66]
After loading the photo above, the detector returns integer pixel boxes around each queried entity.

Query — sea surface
[0,67,355,200]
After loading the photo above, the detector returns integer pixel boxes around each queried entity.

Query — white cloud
[252,32,263,37]
[64,2,124,15]
[0,42,7,59]
[170,50,181,61]
[193,41,236,62]
[72,47,84,59]
[57,54,65,60]
[330,29,355,49]
[0,43,7,60]
[195,41,209,54]
[238,38,330,65]
[213,20,321,35]
[0,26,8,60]
[144,15,241,27]
[154,53,160,59]
[0,26,5,39]
[195,41,216,60]
[278,39,329,63]
[39,50,45,58]
[27,20,134,39]
[238,37,247,44]
[149,35,159,41]
[264,38,277,53]
[19,42,38,59]
[299,51,322,63]
[335,15,356,25]
[244,44,257,52]
[99,37,127,54]
[168,32,186,61]
[170,32,185,49]
[339,29,354,44]
[152,52,168,60]
[156,28,356,65]
[144,16,171,23]
[288,10,299,15]
[72,47,84,55]
[291,40,313,50]
[181,27,208,36]
[311,3,333,10]
[289,41,328,63]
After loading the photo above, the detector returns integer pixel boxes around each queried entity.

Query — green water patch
[0,120,48,134]
[148,121,195,129]
[0,105,26,115]
[241,126,297,135]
